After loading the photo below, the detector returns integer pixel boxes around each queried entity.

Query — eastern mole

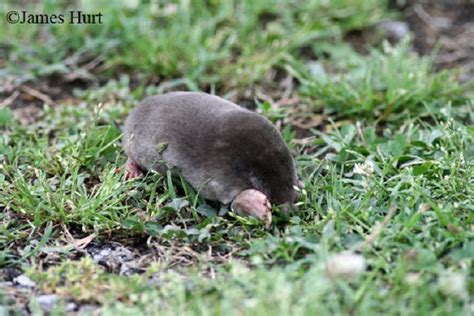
[123,92,299,227]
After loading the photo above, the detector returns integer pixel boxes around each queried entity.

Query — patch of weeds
[295,40,469,119]
[21,255,469,315]
[1,2,472,314]
[0,100,271,267]
[1,0,392,89]
[0,105,128,264]
[74,75,144,107]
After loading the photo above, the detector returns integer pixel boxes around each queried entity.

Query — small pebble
[78,304,99,314]
[326,252,366,279]
[13,275,36,288]
[65,302,77,312]
[37,294,58,313]
[438,272,467,299]
[379,21,410,41]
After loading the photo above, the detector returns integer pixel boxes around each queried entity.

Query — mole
[123,92,300,227]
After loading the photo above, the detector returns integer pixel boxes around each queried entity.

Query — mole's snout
[231,189,272,228]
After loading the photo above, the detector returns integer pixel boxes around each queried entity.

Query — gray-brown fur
[123,92,299,205]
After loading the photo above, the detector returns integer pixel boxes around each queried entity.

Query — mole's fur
[123,92,299,222]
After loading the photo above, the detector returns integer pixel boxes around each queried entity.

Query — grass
[0,0,473,315]
[296,40,467,119]
[1,0,390,89]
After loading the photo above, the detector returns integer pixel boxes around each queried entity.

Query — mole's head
[258,144,300,206]
[221,110,300,208]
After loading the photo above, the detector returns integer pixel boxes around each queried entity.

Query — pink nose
[231,189,272,228]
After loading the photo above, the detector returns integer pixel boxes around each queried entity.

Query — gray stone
[13,274,36,288]
[379,21,410,41]
[37,294,58,312]
[78,304,98,314]
[65,302,77,312]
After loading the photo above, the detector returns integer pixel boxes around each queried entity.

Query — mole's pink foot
[231,189,272,229]
[125,158,143,179]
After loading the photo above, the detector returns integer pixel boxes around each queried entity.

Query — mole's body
[123,92,299,226]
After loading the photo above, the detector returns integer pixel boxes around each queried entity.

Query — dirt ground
[2,0,473,117]
[1,1,473,313]
[397,0,474,82]
[2,0,473,268]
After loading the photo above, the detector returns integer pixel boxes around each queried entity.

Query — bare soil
[397,0,474,82]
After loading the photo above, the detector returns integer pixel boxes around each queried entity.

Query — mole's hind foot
[231,189,272,229]
[125,158,143,179]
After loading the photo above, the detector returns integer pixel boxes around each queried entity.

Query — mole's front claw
[125,158,143,179]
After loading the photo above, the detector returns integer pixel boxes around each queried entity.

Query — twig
[413,4,437,30]
[0,91,19,108]
[351,205,397,252]
[435,50,468,64]
[356,121,367,147]
[83,54,105,71]
[73,234,96,249]
[60,223,95,250]
[291,136,316,146]
[20,85,56,106]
